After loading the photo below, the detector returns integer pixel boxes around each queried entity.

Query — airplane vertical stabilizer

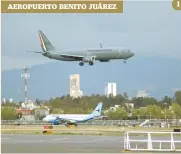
[91,102,103,117]
[38,30,55,52]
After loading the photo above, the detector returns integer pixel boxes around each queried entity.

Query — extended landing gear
[79,62,84,66]
[65,124,73,128]
[123,60,126,63]
[79,61,94,66]
[89,62,94,66]
[65,123,77,128]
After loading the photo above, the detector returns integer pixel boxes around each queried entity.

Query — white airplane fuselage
[43,114,90,122]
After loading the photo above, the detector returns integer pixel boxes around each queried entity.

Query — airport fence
[1,119,181,127]
[1,120,143,126]
[124,131,181,152]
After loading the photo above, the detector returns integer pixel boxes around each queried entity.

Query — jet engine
[81,56,95,66]
[99,60,110,62]
[53,119,60,125]
[65,123,78,127]
[82,56,95,63]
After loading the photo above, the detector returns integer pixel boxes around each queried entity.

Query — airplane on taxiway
[42,102,103,127]
[28,30,135,66]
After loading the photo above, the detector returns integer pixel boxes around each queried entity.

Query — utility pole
[21,65,30,106]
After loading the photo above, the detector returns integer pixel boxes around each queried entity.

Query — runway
[1,134,181,153]
[2,134,123,153]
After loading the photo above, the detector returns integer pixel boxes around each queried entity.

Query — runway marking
[52,139,61,141]
[52,138,69,141]
[99,139,123,142]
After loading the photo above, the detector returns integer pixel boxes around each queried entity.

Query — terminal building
[69,74,83,98]
[105,83,117,97]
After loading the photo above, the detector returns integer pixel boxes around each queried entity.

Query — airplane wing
[60,54,84,60]
[57,117,78,123]
[26,50,43,54]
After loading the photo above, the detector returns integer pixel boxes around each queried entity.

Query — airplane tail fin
[38,30,55,53]
[91,102,103,117]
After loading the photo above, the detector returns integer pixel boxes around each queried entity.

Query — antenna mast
[21,65,30,104]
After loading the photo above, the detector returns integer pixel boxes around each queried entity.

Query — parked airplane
[42,102,103,127]
[28,30,135,66]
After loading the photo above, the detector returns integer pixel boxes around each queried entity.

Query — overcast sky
[2,1,181,70]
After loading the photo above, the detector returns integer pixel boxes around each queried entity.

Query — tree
[132,97,158,108]
[2,102,17,107]
[107,108,128,120]
[161,95,172,105]
[1,107,17,120]
[131,107,147,119]
[139,107,147,119]
[35,99,41,106]
[172,103,181,118]
[161,108,174,119]
[51,108,64,114]
[131,109,140,119]
[123,92,128,100]
[16,112,22,119]
[175,91,181,105]
[146,105,162,119]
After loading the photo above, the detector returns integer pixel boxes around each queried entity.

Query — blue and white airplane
[43,102,103,127]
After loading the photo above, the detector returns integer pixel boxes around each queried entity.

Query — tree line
[1,91,181,120]
[107,103,181,120]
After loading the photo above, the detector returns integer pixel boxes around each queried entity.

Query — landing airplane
[43,102,103,127]
[28,30,135,66]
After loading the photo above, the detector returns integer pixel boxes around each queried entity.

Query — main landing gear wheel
[65,124,73,128]
[79,62,84,66]
[89,62,94,66]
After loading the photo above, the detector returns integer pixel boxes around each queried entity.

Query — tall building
[105,83,117,97]
[69,74,83,98]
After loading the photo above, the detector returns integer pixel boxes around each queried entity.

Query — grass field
[2,124,181,136]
